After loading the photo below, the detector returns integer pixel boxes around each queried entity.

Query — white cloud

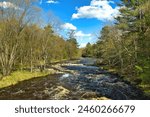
[61,23,93,47]
[46,0,59,4]
[72,0,120,21]
[0,1,20,10]
[39,0,58,4]
[75,31,91,37]
[75,31,92,47]
[80,43,87,48]
[61,23,77,30]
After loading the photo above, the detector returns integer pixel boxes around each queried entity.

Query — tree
[85,0,150,84]
[0,0,40,75]
[66,30,79,59]
[82,43,93,57]
[0,0,80,78]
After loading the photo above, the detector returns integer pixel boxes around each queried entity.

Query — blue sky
[0,0,120,47]
[37,0,120,47]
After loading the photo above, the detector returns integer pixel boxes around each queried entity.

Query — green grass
[0,71,50,89]
[50,59,67,63]
[144,90,150,97]
[140,85,150,98]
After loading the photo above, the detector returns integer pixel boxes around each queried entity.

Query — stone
[81,92,97,98]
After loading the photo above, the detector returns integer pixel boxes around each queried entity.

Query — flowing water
[0,58,145,100]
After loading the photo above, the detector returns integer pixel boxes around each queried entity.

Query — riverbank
[0,58,148,100]
[0,58,79,89]
[95,59,150,99]
[0,71,52,89]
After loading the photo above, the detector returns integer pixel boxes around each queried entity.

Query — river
[0,58,145,100]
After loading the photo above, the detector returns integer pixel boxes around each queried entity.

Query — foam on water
[61,74,70,78]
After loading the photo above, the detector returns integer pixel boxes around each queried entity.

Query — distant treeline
[82,0,150,85]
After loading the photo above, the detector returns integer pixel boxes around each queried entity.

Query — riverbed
[0,58,145,100]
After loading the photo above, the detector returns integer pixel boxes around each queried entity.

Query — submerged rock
[92,97,111,100]
[53,86,70,99]
[81,92,97,98]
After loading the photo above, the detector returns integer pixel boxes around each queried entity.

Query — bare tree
[0,0,39,76]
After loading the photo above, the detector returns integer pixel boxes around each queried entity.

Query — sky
[0,0,121,48]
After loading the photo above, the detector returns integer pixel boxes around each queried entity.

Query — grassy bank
[99,64,150,99]
[0,58,79,89]
[0,71,51,89]
[140,85,150,98]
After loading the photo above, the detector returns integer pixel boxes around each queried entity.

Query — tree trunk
[30,48,33,73]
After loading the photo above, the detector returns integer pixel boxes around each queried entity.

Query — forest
[0,0,79,78]
[82,0,150,92]
[0,0,149,99]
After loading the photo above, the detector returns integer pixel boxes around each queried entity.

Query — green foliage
[82,0,150,86]
[82,43,98,57]
[66,30,79,59]
[0,1,79,77]
[82,43,93,57]
[139,60,150,84]
[135,65,143,72]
